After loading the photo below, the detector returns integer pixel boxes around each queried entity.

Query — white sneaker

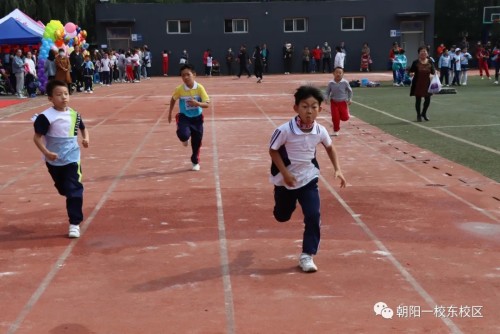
[68,225,80,238]
[299,253,318,272]
[192,163,200,171]
[332,131,340,136]
[494,81,498,85]
[182,139,189,147]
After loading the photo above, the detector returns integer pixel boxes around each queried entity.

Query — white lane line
[353,101,500,155]
[210,98,236,334]
[430,123,500,129]
[7,95,163,333]
[344,123,500,223]
[320,176,464,334]
[251,95,464,334]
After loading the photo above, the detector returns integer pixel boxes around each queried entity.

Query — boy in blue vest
[168,64,210,171]
[33,80,89,238]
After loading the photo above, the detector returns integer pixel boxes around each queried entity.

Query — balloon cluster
[37,20,88,92]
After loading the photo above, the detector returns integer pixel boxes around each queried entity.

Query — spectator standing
[12,49,26,98]
[132,49,141,82]
[409,46,436,122]
[389,42,402,86]
[206,51,213,76]
[311,45,322,73]
[162,50,169,76]
[476,44,491,80]
[100,52,111,86]
[24,51,37,97]
[283,42,293,74]
[143,46,152,79]
[451,48,462,86]
[261,43,269,73]
[492,44,500,84]
[334,46,345,69]
[302,46,310,73]
[225,48,234,75]
[202,48,210,75]
[44,50,57,81]
[125,51,134,82]
[69,46,84,92]
[117,49,126,82]
[321,42,332,73]
[361,42,371,71]
[459,47,473,86]
[179,49,189,69]
[438,48,451,87]
[55,49,72,93]
[82,54,95,93]
[252,45,264,83]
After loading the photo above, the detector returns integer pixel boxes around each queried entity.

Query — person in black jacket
[236,45,251,78]
[409,46,436,122]
[69,46,84,92]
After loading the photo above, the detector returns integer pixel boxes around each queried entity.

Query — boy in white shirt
[269,85,346,272]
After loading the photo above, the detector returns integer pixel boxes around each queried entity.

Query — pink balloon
[64,22,76,34]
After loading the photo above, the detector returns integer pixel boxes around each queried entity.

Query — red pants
[162,59,169,75]
[478,59,490,78]
[330,100,350,132]
[126,65,134,81]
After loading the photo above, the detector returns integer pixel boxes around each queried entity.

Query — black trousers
[176,113,204,164]
[46,162,84,225]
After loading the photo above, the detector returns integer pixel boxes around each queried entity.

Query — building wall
[95,0,435,76]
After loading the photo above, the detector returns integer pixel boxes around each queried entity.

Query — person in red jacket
[311,45,322,73]
[476,44,491,80]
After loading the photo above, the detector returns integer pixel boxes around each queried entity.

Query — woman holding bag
[409,46,436,122]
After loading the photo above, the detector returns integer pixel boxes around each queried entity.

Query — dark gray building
[95,0,435,75]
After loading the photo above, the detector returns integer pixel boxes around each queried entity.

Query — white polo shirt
[269,117,332,189]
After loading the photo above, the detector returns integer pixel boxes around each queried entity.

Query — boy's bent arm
[167,97,177,123]
[269,148,296,187]
[33,133,58,161]
[325,144,347,188]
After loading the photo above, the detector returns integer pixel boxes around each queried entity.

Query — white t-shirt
[334,52,345,69]
[269,117,332,189]
[100,58,111,71]
[24,58,36,76]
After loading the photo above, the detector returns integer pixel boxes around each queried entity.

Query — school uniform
[33,107,86,226]
[269,117,332,255]
[171,81,210,165]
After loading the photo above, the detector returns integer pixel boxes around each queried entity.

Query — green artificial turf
[346,76,500,182]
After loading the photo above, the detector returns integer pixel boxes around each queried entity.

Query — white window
[167,20,191,34]
[341,17,365,31]
[284,18,307,32]
[224,19,248,33]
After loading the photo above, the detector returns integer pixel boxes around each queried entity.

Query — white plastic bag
[428,75,442,94]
